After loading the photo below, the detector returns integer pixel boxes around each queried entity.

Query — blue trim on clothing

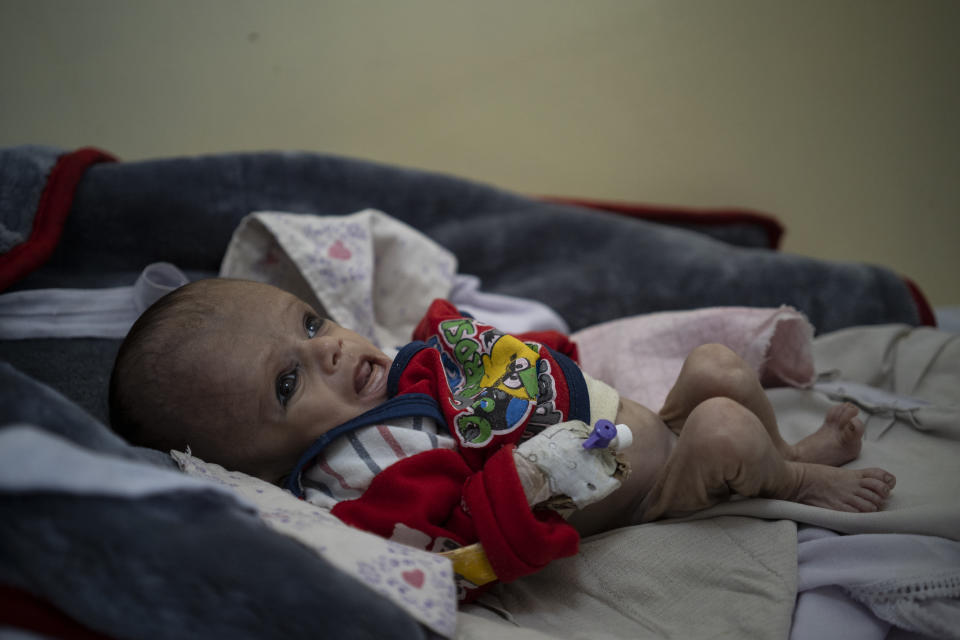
[284,392,446,498]
[388,341,430,397]
[546,347,591,424]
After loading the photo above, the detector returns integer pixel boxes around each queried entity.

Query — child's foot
[787,463,896,512]
[790,403,864,467]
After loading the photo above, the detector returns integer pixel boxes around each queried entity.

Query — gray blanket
[5,146,922,334]
[0,363,429,640]
[1,146,926,423]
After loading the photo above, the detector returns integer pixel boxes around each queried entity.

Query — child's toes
[837,402,859,422]
[839,417,865,443]
[842,494,878,512]
[861,468,896,489]
[825,404,846,425]
[850,417,865,437]
[861,477,891,498]
[855,484,887,505]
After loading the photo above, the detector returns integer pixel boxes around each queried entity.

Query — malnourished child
[110,279,896,592]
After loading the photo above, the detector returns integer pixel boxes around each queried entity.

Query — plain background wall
[1,0,957,307]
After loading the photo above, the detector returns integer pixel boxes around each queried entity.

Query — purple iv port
[582,419,617,449]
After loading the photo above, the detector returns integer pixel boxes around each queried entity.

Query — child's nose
[310,335,342,373]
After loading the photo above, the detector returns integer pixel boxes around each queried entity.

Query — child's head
[109,278,393,482]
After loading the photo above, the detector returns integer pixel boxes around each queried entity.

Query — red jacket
[288,300,588,590]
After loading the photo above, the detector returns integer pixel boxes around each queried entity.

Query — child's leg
[659,343,864,467]
[639,397,896,522]
[570,344,895,534]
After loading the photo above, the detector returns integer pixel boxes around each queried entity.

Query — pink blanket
[572,306,816,411]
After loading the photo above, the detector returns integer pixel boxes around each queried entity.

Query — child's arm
[513,419,632,509]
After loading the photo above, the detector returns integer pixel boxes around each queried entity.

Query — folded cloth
[794,527,960,639]
[813,325,960,437]
[449,273,569,334]
[0,262,188,339]
[219,209,568,355]
[572,305,816,411]
[0,425,236,500]
[0,210,569,344]
[220,209,458,354]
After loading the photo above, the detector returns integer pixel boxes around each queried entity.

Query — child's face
[185,281,393,481]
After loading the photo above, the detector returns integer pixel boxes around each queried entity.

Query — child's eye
[276,369,299,406]
[304,314,324,338]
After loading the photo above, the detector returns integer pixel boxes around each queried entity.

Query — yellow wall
[1,0,957,305]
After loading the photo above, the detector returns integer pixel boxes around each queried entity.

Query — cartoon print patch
[523,357,564,440]
[435,317,549,448]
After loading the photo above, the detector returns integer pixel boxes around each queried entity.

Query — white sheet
[0,262,188,339]
[794,527,960,639]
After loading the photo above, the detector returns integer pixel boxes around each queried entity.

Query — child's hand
[514,420,630,509]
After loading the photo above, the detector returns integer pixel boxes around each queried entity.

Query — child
[110,278,896,588]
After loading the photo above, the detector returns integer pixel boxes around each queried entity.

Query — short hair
[109,279,234,457]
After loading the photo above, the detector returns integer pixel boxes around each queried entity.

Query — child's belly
[567,397,678,536]
[614,397,678,499]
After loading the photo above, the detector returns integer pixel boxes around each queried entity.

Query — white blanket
[220,209,458,353]
[795,527,960,640]
[219,209,567,355]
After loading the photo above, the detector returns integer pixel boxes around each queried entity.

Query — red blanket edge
[902,276,938,327]
[540,194,786,250]
[0,584,115,640]
[0,147,117,292]
[544,195,938,328]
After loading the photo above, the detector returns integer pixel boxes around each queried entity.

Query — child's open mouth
[354,359,386,398]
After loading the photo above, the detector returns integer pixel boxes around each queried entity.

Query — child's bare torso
[567,397,678,536]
